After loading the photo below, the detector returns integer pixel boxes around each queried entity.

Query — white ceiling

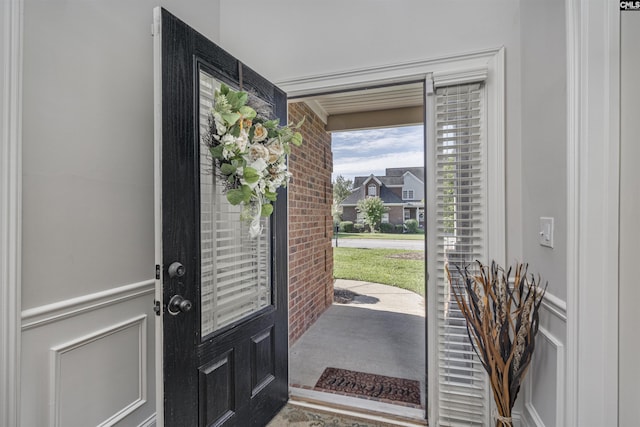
[293,81,425,123]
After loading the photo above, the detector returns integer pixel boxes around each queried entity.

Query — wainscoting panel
[50,315,146,427]
[20,282,155,427]
[523,323,566,427]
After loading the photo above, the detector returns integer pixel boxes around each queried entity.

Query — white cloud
[331,126,424,182]
[332,126,424,154]
[333,151,424,182]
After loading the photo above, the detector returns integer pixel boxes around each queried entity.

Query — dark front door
[153,8,288,426]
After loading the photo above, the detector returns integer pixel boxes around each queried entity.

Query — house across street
[340,167,425,228]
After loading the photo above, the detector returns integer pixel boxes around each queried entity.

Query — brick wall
[287,102,334,344]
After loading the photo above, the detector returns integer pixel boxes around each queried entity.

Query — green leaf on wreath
[221,112,241,126]
[291,132,303,146]
[243,167,260,184]
[220,163,236,175]
[261,203,274,217]
[263,119,279,129]
[226,185,252,205]
[226,91,248,110]
[210,145,224,159]
[239,106,256,120]
[236,92,248,108]
[264,191,278,202]
[226,188,245,205]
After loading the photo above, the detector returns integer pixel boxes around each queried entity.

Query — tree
[333,175,353,205]
[356,196,388,232]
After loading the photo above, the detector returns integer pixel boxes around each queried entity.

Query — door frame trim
[565,1,621,426]
[152,7,164,427]
[277,47,506,426]
[1,0,23,426]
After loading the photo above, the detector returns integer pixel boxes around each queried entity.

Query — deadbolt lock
[168,262,185,278]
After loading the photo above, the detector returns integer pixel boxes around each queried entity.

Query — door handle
[167,295,193,315]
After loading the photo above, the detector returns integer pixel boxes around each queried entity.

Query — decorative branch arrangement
[446,261,547,427]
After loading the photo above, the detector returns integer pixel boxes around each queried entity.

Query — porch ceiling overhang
[288,82,424,132]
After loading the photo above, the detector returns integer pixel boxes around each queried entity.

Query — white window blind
[199,70,271,338]
[435,82,489,426]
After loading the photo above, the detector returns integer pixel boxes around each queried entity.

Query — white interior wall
[618,10,640,427]
[22,0,220,309]
[10,2,603,426]
[1,3,5,141]
[19,2,220,426]
[519,2,568,426]
[219,0,524,261]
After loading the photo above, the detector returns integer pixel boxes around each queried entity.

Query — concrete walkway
[332,238,425,251]
[289,279,426,407]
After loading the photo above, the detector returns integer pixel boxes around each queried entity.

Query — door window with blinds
[434,82,489,425]
[198,69,272,338]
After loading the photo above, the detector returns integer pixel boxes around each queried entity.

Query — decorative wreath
[203,83,303,238]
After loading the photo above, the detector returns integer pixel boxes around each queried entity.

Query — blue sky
[331,125,424,182]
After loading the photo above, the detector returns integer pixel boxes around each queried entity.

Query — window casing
[368,184,377,197]
[403,189,414,200]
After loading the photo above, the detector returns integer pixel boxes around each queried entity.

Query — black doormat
[314,367,421,406]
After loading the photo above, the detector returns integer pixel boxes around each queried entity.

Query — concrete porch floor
[289,279,426,408]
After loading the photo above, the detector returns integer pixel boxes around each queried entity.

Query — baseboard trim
[22,279,154,330]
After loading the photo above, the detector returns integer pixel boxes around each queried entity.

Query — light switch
[539,217,554,248]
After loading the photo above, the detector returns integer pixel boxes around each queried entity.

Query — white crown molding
[277,47,502,99]
[1,1,23,426]
[21,279,154,330]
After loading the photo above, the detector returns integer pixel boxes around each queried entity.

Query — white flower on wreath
[221,134,237,160]
[235,130,249,152]
[247,144,270,162]
[267,139,284,163]
[252,123,268,142]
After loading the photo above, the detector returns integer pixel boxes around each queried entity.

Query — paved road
[331,238,424,251]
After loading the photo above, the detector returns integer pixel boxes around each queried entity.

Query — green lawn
[335,232,424,240]
[333,247,425,296]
